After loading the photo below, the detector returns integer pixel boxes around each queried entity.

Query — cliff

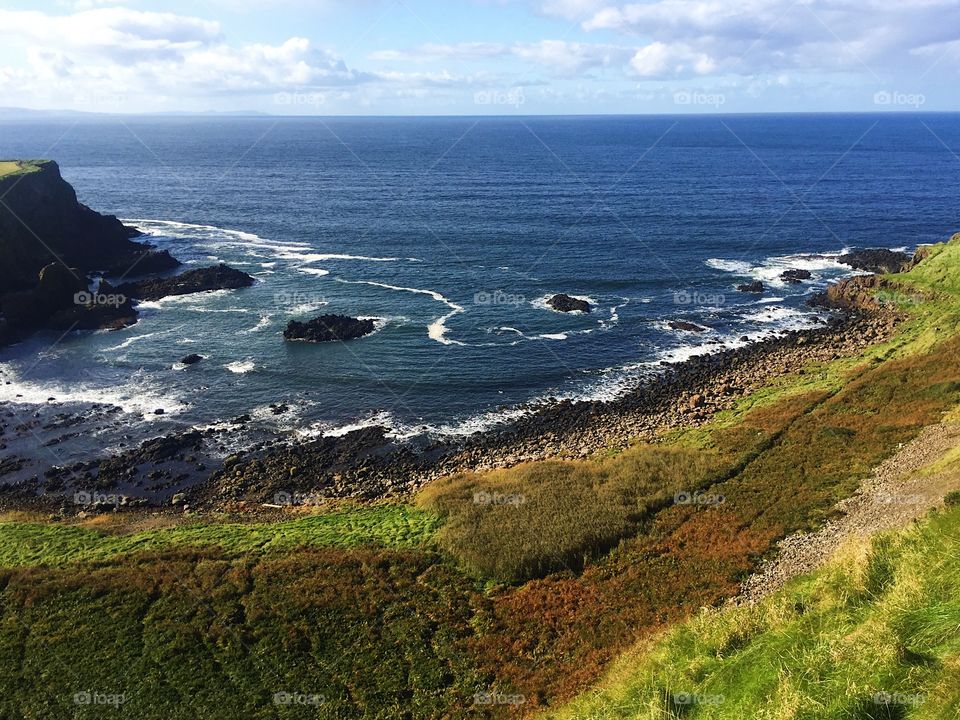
[0,160,183,344]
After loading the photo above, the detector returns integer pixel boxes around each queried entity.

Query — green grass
[542,502,960,720]
[418,445,721,583]
[0,505,440,567]
[0,159,45,180]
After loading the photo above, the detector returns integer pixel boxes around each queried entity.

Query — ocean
[1,113,959,468]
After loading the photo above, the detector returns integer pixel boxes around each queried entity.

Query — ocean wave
[0,365,187,418]
[336,278,466,346]
[240,315,272,334]
[225,359,257,374]
[298,268,331,277]
[706,251,851,287]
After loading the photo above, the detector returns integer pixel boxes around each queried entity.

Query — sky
[0,0,957,115]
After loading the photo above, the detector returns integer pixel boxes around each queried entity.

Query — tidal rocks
[737,281,764,293]
[781,269,812,284]
[117,264,255,301]
[838,248,912,274]
[180,354,203,365]
[284,314,376,342]
[547,294,592,313]
[669,320,708,332]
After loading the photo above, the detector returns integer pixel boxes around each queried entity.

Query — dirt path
[736,419,960,605]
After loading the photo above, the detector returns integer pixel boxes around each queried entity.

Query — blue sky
[0,0,957,114]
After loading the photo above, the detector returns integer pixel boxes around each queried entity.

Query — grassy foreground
[542,499,960,720]
[0,505,439,567]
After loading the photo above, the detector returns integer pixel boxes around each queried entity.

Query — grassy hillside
[542,501,960,720]
[2,232,960,718]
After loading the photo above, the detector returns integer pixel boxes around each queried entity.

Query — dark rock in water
[780,269,812,284]
[180,354,203,365]
[669,320,708,332]
[101,248,181,278]
[737,281,764,293]
[117,264,255,301]
[837,248,912,274]
[547,293,592,313]
[284,314,376,342]
[154,408,165,415]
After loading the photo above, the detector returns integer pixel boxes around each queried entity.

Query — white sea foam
[240,315,272,334]
[0,364,187,418]
[225,359,257,374]
[336,278,466,346]
[706,251,851,287]
[299,268,331,277]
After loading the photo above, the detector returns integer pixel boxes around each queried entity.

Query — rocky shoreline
[2,273,903,518]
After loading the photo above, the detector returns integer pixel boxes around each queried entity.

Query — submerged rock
[180,354,203,365]
[284,314,376,342]
[669,320,708,332]
[737,281,764,293]
[547,294,592,313]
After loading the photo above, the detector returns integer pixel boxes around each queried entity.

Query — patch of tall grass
[418,446,719,583]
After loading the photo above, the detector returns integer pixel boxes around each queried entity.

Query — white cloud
[578,0,960,78]
[370,39,631,76]
[0,7,375,109]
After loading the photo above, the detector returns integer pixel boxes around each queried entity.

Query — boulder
[284,314,377,342]
[780,269,812,284]
[180,354,203,365]
[547,294,592,313]
[737,281,764,293]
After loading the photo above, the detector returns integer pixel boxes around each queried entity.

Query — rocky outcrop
[547,294,592,313]
[117,264,255,301]
[780,269,812,284]
[838,248,912,274]
[180,354,203,365]
[0,160,178,344]
[284,314,376,342]
[0,161,153,292]
[737,281,764,293]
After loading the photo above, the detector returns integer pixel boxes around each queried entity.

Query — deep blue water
[1,113,958,456]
